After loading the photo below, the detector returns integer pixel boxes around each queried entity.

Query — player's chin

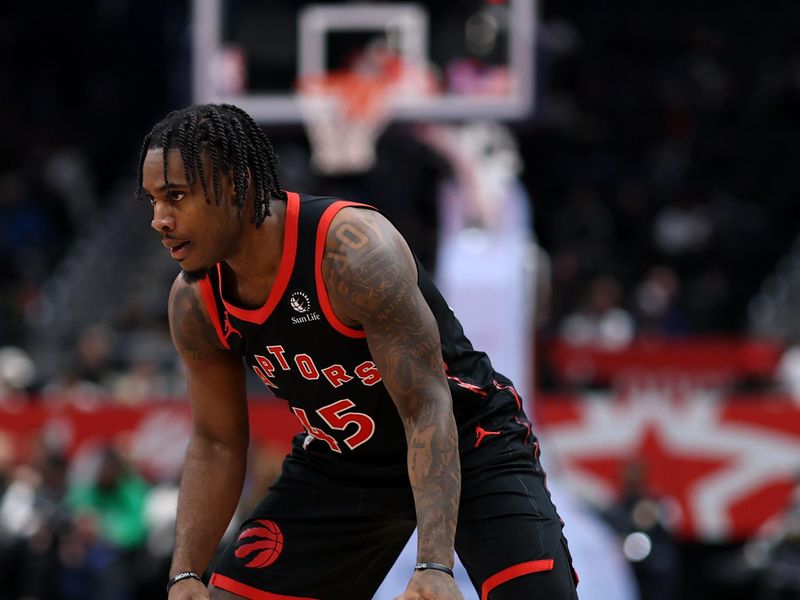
[180,266,211,284]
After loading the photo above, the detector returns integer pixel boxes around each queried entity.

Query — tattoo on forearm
[322,209,461,563]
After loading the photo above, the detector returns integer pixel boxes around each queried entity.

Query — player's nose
[151,204,176,233]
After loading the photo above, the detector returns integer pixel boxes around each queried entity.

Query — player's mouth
[162,239,192,261]
[170,241,191,260]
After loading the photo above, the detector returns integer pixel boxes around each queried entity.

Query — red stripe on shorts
[480,559,555,600]
[209,574,319,600]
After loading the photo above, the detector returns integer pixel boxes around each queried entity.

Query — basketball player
[138,104,578,600]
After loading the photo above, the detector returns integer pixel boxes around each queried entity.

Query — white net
[299,71,392,175]
[298,72,393,175]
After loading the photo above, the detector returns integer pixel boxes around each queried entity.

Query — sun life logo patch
[289,291,321,325]
[289,291,311,313]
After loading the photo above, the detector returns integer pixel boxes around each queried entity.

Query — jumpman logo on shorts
[474,424,501,448]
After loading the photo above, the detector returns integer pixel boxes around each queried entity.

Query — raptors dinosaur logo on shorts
[235,519,284,568]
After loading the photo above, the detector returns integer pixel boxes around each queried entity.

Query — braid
[135,103,286,227]
[176,120,195,188]
[229,116,254,220]
[229,105,284,201]
[239,114,270,225]
[186,112,210,201]
[159,125,172,191]
[208,106,230,175]
[135,135,151,199]
[202,116,222,205]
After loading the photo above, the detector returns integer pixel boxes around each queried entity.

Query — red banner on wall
[0,400,300,483]
[545,337,783,388]
[535,392,800,541]
[2,392,799,541]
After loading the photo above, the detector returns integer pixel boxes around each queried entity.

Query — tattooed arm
[167,276,249,600]
[322,208,464,600]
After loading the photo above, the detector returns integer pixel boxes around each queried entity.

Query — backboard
[192,0,537,123]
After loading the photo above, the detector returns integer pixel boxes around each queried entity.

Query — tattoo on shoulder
[322,211,408,322]
[169,283,227,361]
[322,209,444,404]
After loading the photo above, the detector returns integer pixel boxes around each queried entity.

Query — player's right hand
[168,577,209,599]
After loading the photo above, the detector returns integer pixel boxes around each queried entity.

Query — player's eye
[168,191,185,202]
[147,195,156,207]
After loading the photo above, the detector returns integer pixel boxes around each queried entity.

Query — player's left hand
[393,569,466,600]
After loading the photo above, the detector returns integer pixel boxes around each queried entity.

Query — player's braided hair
[136,104,286,226]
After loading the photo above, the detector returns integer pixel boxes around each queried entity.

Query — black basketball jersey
[198,192,528,469]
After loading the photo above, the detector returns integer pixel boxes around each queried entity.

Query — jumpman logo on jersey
[474,424,501,448]
[223,312,242,340]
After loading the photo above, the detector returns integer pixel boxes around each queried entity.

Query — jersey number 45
[292,399,376,453]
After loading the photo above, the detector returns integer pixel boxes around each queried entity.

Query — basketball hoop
[298,47,439,175]
[298,70,394,175]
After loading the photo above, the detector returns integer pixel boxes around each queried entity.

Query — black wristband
[166,571,202,593]
[414,562,455,577]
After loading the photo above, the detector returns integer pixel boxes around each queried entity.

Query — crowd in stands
[0,429,284,600]
[525,0,800,341]
[0,2,186,403]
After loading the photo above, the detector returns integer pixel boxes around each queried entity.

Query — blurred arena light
[622,531,653,562]
[0,346,36,392]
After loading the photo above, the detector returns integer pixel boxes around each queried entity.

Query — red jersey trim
[447,374,489,397]
[210,574,319,600]
[198,276,231,350]
[314,201,375,339]
[217,191,301,324]
[480,559,554,600]
[493,379,522,410]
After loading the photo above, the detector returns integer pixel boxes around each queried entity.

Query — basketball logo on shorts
[234,519,284,568]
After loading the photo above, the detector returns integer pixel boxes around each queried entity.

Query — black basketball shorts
[210,419,579,599]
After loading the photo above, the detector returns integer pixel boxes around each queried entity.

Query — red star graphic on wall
[569,425,733,537]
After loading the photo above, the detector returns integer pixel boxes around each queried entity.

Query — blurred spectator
[0,171,70,349]
[0,446,71,599]
[604,461,683,600]
[0,345,36,405]
[730,471,800,600]
[67,447,150,551]
[65,446,151,598]
[548,184,617,279]
[549,480,640,600]
[40,145,98,233]
[110,358,172,405]
[757,480,800,599]
[653,195,711,257]
[41,325,117,407]
[559,274,635,350]
[71,326,116,389]
[0,173,66,279]
[633,265,689,337]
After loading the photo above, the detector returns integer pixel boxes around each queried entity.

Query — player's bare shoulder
[168,275,230,361]
[320,207,418,326]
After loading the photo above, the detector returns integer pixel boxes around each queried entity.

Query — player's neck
[222,199,287,308]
